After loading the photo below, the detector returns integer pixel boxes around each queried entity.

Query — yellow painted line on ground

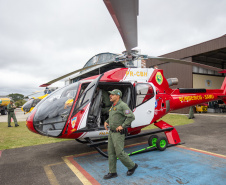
[44,162,64,185]
[125,141,147,148]
[177,145,226,158]
[44,165,61,185]
[62,156,92,185]
[49,162,65,166]
[63,150,99,158]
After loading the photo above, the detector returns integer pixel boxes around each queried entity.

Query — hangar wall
[193,74,224,89]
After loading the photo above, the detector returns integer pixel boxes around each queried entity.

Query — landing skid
[76,137,108,144]
[85,138,108,158]
[85,127,180,158]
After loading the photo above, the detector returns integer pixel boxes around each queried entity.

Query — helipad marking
[62,142,147,185]
[64,143,226,185]
[63,156,96,185]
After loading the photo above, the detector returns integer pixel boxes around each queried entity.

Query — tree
[15,100,26,108]
[8,93,24,102]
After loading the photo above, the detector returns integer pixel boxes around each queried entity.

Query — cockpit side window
[75,84,94,110]
[32,99,41,107]
[135,83,154,107]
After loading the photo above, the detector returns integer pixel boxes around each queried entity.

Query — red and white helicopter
[26,0,226,157]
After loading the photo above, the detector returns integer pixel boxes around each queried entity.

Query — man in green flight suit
[104,89,138,179]
[7,100,19,127]
[188,106,195,119]
[101,89,112,115]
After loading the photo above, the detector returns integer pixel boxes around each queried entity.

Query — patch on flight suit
[109,106,113,112]
[125,110,130,114]
[113,107,117,111]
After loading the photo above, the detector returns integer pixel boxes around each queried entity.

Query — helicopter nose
[22,101,32,113]
[26,108,38,134]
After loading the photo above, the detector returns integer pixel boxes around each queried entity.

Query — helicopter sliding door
[70,74,104,132]
[131,83,156,128]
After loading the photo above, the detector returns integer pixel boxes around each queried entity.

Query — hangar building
[146,34,226,113]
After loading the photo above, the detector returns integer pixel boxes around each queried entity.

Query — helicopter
[26,0,226,157]
[21,87,58,114]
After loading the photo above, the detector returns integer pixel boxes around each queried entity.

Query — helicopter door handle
[147,109,152,114]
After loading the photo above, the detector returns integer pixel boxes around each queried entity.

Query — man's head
[10,100,14,104]
[108,89,122,103]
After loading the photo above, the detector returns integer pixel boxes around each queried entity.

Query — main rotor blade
[104,0,138,53]
[147,56,225,73]
[39,63,110,87]
[26,90,44,97]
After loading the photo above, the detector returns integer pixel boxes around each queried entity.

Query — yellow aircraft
[21,87,58,114]
[0,96,11,115]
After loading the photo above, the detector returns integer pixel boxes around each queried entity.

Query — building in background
[147,34,226,113]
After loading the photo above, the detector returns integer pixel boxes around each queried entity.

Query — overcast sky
[0,0,226,97]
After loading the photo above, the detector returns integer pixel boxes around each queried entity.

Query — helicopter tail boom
[170,88,226,111]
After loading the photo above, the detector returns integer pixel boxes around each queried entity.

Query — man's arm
[104,122,109,130]
[121,105,135,128]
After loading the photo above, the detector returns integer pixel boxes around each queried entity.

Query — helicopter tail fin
[221,77,226,103]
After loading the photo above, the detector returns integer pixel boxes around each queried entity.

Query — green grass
[142,114,194,130]
[0,114,193,150]
[0,121,68,150]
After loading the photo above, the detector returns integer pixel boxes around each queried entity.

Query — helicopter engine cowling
[167,78,178,87]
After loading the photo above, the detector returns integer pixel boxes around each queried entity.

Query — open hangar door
[192,48,226,114]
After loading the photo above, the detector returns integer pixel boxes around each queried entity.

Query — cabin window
[135,83,154,106]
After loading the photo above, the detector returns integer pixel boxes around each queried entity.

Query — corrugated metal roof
[160,34,226,59]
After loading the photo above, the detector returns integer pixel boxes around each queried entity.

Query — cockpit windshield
[22,99,34,112]
[33,82,79,136]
